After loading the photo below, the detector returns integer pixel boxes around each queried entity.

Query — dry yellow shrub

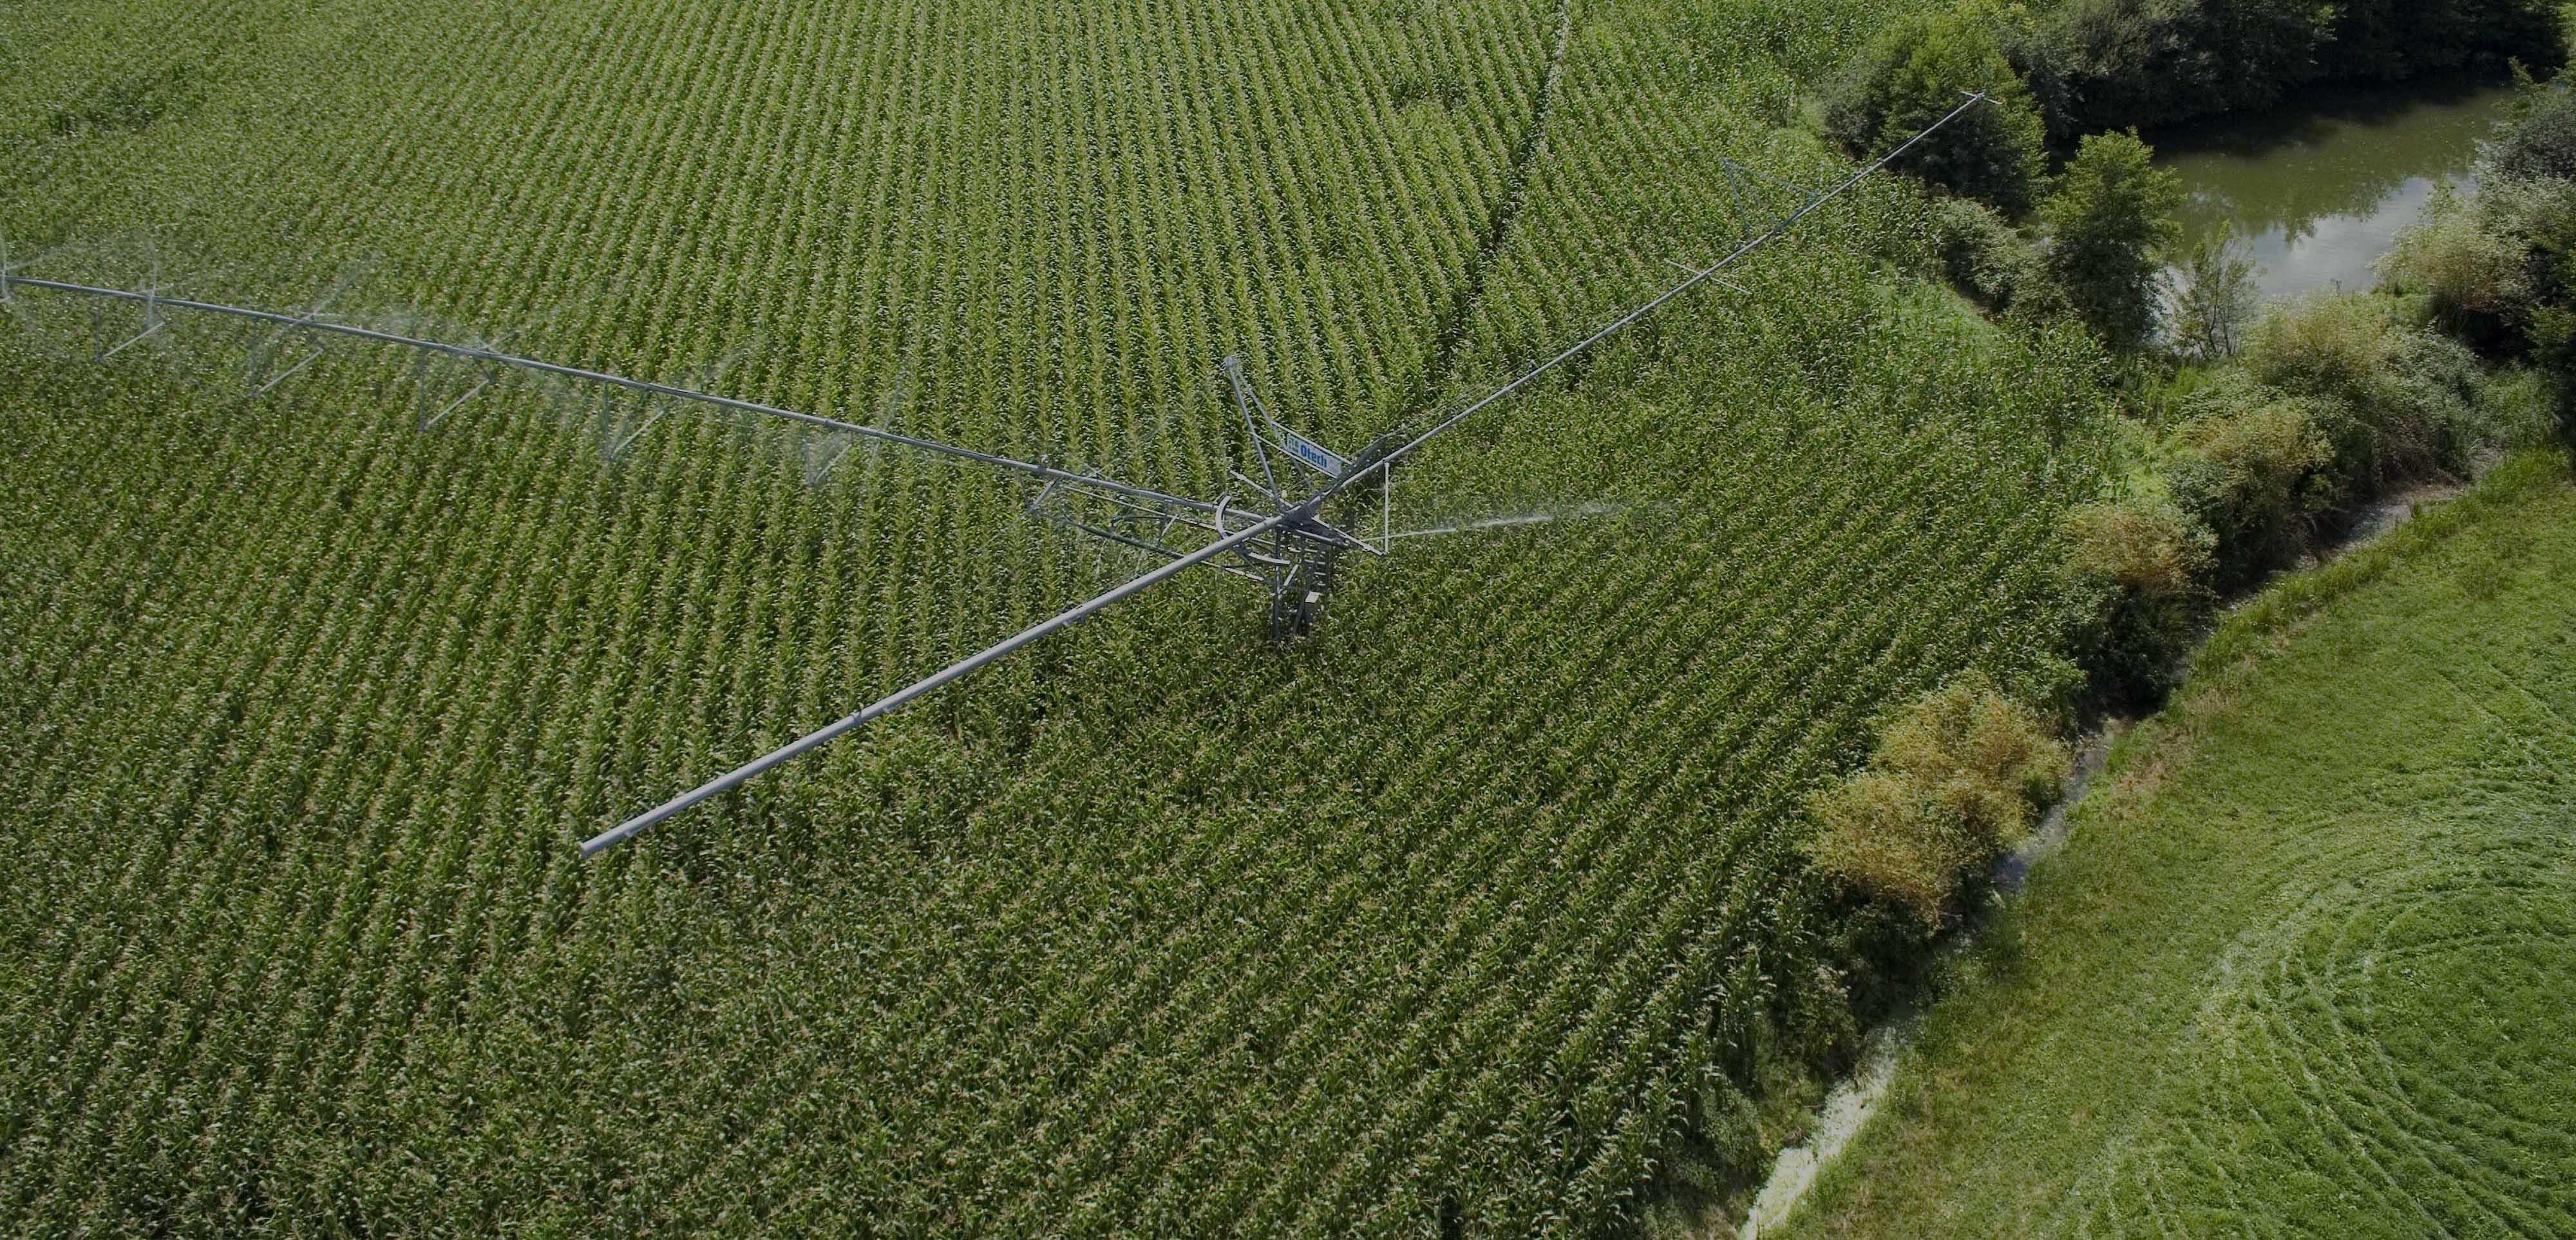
[1804,673,2069,923]
[2063,500,2213,598]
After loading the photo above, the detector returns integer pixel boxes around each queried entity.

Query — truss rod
[1043,512,1267,583]
[2,274,1213,515]
[580,510,1287,855]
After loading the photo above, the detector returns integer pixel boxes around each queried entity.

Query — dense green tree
[2041,130,2183,348]
[2246,294,2496,487]
[2037,0,2334,131]
[2516,202,2576,433]
[2328,0,2567,84]
[2031,0,2564,133]
[2485,73,2576,183]
[2389,72,2576,429]
[2061,498,2213,706]
[2164,374,2337,583]
[1825,4,2049,217]
[2463,78,2576,429]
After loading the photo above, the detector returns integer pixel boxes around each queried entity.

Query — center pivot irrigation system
[1,97,1985,856]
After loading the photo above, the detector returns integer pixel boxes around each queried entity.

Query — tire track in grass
[2019,550,2576,1239]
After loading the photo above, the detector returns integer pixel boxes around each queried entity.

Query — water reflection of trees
[2154,77,2507,245]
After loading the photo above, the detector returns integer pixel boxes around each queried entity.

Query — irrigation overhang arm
[579,93,1990,854]
[0,273,1213,516]
[577,508,1291,855]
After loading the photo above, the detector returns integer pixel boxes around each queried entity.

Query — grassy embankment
[1786,449,2576,1237]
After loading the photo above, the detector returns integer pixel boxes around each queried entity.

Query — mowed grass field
[3,0,2110,1232]
[1789,453,2576,1238]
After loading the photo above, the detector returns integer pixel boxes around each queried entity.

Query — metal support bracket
[600,339,762,460]
[93,262,165,361]
[1660,258,1753,297]
[245,261,368,398]
[1222,354,1281,505]
[251,341,323,396]
[598,388,667,459]
[416,351,497,431]
[804,430,857,485]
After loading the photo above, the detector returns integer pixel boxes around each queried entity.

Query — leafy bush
[2381,184,2535,344]
[2064,498,2213,597]
[2389,88,2576,428]
[1826,3,2050,216]
[2400,75,2576,431]
[2483,72,2576,182]
[2041,131,2184,348]
[2538,296,2576,437]
[2246,294,2493,485]
[2063,498,2215,706]
[1928,195,2043,310]
[2472,180,2576,338]
[2468,364,2568,447]
[2168,224,2260,362]
[2384,176,2574,346]
[2166,374,2338,580]
[1806,674,2070,924]
[2248,297,2408,406]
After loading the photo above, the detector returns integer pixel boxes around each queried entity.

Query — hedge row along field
[2,0,2108,1232]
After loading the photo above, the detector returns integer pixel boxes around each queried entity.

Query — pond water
[2152,76,2519,304]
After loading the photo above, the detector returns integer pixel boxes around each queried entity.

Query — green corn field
[1,0,2116,1232]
